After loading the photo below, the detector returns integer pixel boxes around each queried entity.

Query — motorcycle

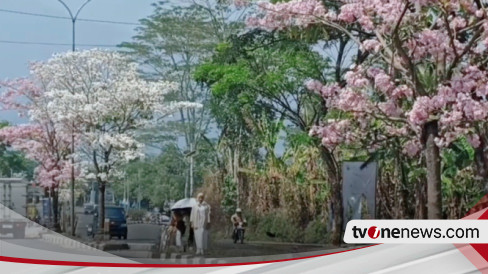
[233,222,245,244]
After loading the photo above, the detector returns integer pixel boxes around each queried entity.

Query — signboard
[42,198,52,220]
[342,161,377,230]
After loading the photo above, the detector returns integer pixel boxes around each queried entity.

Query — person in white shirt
[190,193,211,255]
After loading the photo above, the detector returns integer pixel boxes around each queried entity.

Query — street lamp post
[57,0,92,237]
[58,0,92,52]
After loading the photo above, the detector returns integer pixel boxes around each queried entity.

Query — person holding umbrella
[190,193,211,255]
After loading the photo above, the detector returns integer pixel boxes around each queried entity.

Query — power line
[0,8,140,26]
[0,40,118,48]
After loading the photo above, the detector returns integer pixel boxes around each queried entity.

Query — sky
[0,1,287,156]
[0,0,156,123]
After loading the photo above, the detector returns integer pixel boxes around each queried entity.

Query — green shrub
[303,219,329,244]
[245,211,318,243]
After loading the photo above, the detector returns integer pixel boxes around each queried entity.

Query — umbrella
[171,198,197,210]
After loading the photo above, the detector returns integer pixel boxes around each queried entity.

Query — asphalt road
[75,210,93,240]
[2,238,100,256]
[74,210,334,261]
[74,209,161,259]
[0,238,134,263]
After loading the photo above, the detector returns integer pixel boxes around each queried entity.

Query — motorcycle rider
[231,208,246,242]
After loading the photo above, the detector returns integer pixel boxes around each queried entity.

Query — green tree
[0,121,35,179]
[195,30,336,233]
[120,1,248,197]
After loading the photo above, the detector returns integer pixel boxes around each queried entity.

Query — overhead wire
[0,7,140,48]
[0,40,119,47]
[0,8,141,26]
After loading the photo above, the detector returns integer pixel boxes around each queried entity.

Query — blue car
[88,205,127,239]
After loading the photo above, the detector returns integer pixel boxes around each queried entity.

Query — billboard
[342,161,378,230]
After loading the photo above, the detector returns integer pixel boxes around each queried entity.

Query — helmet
[236,208,242,213]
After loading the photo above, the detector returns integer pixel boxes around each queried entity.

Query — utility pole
[58,0,92,237]
[138,169,142,209]
[189,142,194,197]
[185,136,198,198]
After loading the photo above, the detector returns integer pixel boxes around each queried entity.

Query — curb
[127,220,168,225]
[128,243,154,251]
[40,233,101,251]
[161,253,228,264]
[127,220,144,224]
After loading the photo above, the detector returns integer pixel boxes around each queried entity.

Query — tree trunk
[329,174,343,245]
[320,146,342,246]
[98,182,106,231]
[474,135,488,193]
[234,147,240,208]
[51,187,61,232]
[417,179,428,219]
[185,174,189,199]
[190,142,194,197]
[423,121,442,219]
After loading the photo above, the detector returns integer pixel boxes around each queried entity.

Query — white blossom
[30,49,198,183]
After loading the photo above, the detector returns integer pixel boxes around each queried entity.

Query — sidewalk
[40,232,101,251]
[159,239,352,264]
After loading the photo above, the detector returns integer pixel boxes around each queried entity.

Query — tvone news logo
[352,225,382,239]
[346,220,483,243]
[352,225,439,239]
[351,225,479,239]
[368,226,380,239]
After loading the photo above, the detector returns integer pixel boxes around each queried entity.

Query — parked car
[106,206,127,239]
[87,205,127,239]
[160,215,170,226]
[83,202,97,214]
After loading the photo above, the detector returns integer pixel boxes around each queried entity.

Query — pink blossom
[344,67,369,88]
[247,0,327,30]
[404,140,421,157]
[334,89,370,112]
[338,4,359,23]
[477,84,488,97]
[462,99,487,121]
[316,120,354,149]
[437,86,456,103]
[305,79,324,93]
[358,16,374,31]
[408,97,432,125]
[475,9,484,18]
[374,72,394,94]
[439,110,463,128]
[430,95,447,109]
[361,39,382,53]
[406,29,459,62]
[246,0,488,158]
[391,85,413,99]
[367,67,383,78]
[436,129,465,147]
[449,17,466,30]
[320,83,340,97]
[0,124,74,188]
[468,134,481,148]
[378,100,401,117]
[385,125,408,136]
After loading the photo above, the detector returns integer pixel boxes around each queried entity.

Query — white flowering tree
[33,49,200,230]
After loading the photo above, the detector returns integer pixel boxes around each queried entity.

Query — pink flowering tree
[248,0,488,222]
[0,78,78,231]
